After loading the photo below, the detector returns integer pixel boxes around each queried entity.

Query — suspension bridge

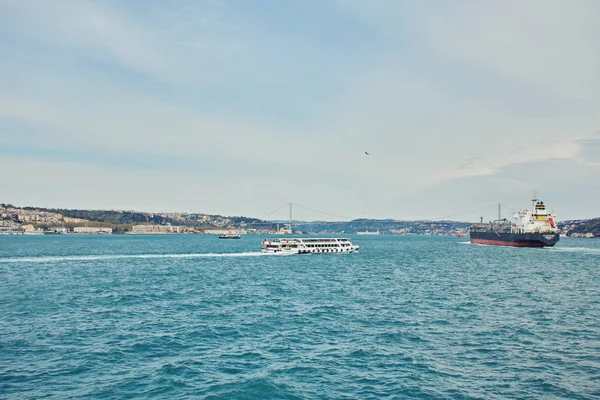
[241,202,521,230]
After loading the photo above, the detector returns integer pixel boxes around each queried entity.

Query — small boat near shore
[261,238,359,254]
[219,234,241,239]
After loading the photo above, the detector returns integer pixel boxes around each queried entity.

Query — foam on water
[459,241,600,254]
[0,251,280,263]
[549,246,600,254]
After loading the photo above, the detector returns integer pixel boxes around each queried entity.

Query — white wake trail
[548,247,600,254]
[0,252,283,263]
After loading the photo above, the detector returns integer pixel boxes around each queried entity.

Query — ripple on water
[0,235,599,399]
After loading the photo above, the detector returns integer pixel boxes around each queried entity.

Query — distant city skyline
[1,1,599,221]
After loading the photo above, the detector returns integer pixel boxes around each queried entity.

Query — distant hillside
[294,219,471,235]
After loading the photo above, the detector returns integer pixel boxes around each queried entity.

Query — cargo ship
[469,196,559,247]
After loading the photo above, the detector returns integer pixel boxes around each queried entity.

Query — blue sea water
[1,235,599,399]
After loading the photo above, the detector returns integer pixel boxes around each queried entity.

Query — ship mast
[531,190,539,220]
[498,203,501,222]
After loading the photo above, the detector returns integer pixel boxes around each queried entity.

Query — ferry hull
[219,235,241,239]
[469,231,559,247]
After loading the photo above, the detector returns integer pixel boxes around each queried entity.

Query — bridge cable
[292,203,356,221]
[258,204,289,220]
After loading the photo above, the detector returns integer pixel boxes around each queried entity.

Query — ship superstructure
[469,196,559,247]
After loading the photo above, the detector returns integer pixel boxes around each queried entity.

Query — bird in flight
[365,151,370,155]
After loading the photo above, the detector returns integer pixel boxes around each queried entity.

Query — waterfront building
[131,225,186,234]
[73,227,113,234]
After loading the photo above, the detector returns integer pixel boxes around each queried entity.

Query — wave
[0,252,284,263]
[548,247,600,254]
[459,241,600,253]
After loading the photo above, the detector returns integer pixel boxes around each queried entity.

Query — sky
[1,0,599,222]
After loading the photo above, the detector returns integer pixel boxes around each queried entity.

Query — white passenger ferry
[261,238,359,254]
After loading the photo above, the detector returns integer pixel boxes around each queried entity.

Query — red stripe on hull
[470,238,551,247]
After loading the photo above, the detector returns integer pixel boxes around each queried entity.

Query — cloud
[575,136,600,166]
[1,0,166,79]
[387,156,600,221]
[336,0,600,98]
[326,0,600,177]
[459,157,484,171]
[1,0,599,220]
[0,0,349,91]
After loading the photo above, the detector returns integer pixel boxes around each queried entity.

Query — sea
[1,235,599,399]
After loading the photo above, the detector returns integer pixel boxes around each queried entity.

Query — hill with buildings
[1,203,276,234]
[1,203,472,235]
[293,219,471,236]
[558,218,600,238]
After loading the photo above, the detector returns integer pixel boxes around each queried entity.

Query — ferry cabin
[261,238,359,254]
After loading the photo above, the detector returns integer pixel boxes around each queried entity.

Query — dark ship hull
[469,231,559,247]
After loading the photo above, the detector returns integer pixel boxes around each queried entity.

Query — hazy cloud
[1,0,599,220]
